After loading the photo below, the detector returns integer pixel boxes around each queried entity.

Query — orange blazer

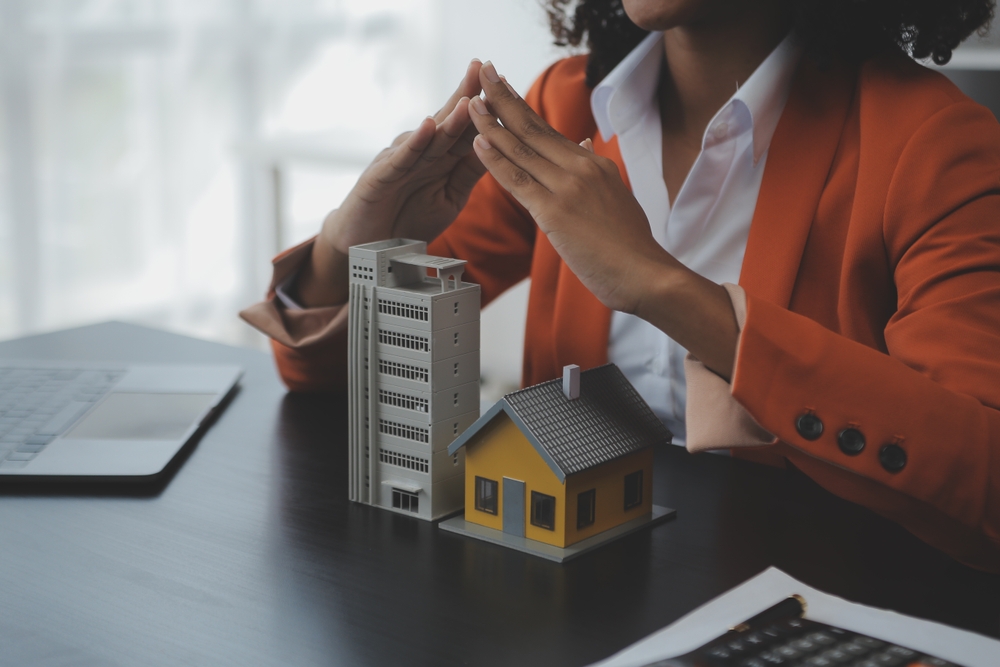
[256,53,1000,572]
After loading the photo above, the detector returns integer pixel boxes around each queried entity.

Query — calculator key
[791,638,818,652]
[823,648,850,662]
[809,633,837,646]
[870,652,905,666]
[805,656,835,667]
[855,637,885,649]
[762,626,787,640]
[707,646,731,659]
[840,643,868,656]
[775,645,801,659]
[786,619,806,630]
[885,647,916,659]
[744,633,766,646]
[853,661,879,667]
[741,659,767,667]
[728,639,747,652]
[758,651,785,664]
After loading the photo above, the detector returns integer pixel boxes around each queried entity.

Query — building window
[378,329,429,352]
[378,388,429,413]
[475,476,498,515]
[379,448,429,473]
[378,418,429,443]
[577,489,596,529]
[377,298,428,321]
[392,489,419,513]
[530,491,556,531]
[624,470,643,510]
[379,359,428,383]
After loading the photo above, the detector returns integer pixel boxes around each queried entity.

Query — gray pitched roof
[448,364,672,482]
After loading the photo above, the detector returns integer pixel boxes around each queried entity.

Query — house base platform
[438,505,676,563]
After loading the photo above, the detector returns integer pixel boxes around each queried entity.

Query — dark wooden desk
[0,322,997,666]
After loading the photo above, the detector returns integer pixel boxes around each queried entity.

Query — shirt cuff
[684,283,777,453]
[275,272,304,311]
[239,236,349,350]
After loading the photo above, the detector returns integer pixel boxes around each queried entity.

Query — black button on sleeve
[879,444,907,472]
[795,413,824,441]
[837,428,865,456]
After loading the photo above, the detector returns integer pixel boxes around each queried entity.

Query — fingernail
[482,61,501,84]
[470,96,490,115]
[475,134,491,150]
[471,58,481,64]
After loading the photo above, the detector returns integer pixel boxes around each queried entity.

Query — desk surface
[0,322,997,666]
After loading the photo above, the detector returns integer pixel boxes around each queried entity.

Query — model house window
[530,491,556,531]
[453,362,459,376]
[475,476,498,515]
[392,489,419,513]
[454,301,459,315]
[453,332,459,346]
[624,470,643,510]
[577,489,596,529]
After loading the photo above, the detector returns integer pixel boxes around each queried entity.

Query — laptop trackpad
[64,393,217,441]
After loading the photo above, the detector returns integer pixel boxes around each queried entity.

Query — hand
[322,59,488,253]
[295,60,487,308]
[468,61,740,378]
[467,62,676,315]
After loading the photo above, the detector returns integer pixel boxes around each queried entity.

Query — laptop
[0,360,242,481]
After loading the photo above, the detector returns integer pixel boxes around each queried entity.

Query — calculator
[642,596,964,667]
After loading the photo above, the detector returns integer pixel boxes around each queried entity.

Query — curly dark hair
[546,0,996,87]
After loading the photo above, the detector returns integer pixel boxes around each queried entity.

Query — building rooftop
[448,364,672,482]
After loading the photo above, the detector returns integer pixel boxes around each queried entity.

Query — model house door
[502,477,525,537]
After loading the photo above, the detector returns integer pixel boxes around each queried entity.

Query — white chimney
[562,364,580,400]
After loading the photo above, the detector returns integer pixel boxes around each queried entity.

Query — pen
[729,595,806,633]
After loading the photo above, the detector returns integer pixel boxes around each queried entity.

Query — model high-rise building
[347,239,480,520]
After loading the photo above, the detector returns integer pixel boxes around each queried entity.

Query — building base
[438,505,676,563]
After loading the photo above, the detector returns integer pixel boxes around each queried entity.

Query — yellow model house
[441,364,675,562]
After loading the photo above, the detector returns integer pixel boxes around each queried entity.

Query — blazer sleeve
[730,100,1000,570]
[240,67,554,392]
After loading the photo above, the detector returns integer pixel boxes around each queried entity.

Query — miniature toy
[439,363,676,562]
[347,239,481,521]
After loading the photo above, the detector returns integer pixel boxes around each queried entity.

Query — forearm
[635,261,740,380]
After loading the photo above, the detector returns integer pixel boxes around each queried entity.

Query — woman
[242,0,1000,572]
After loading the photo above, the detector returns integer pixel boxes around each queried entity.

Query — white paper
[589,567,1000,667]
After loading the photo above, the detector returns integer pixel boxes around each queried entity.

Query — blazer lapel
[740,59,857,307]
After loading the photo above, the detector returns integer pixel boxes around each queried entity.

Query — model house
[347,239,480,521]
[440,364,674,561]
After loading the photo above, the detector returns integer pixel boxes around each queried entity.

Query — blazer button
[879,444,907,473]
[837,428,865,456]
[795,413,824,441]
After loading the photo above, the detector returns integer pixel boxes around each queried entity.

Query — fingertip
[474,134,492,151]
[580,137,594,152]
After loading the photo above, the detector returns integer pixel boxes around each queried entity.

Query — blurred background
[0,0,997,400]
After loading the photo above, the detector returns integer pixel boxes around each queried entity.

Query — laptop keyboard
[0,367,124,468]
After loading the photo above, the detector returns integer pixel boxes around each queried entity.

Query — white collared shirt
[594,31,800,445]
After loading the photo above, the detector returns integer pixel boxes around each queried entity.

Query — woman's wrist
[634,259,740,381]
[291,211,351,308]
